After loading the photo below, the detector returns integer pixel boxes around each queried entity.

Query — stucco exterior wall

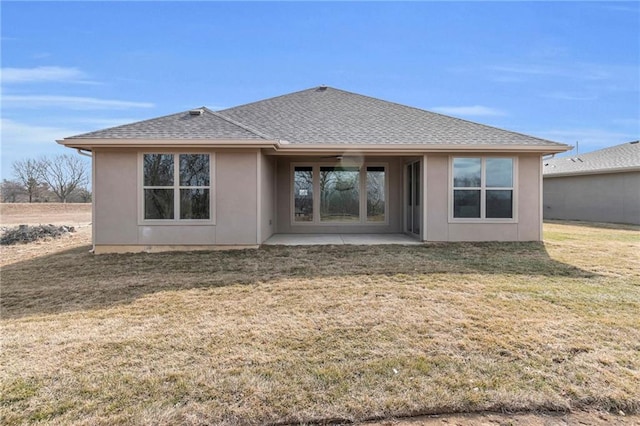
[93,149,260,252]
[93,149,548,250]
[94,150,139,245]
[214,151,259,244]
[259,153,276,242]
[425,153,542,242]
[275,156,403,234]
[544,172,640,225]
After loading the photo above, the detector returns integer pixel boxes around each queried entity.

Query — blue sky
[2,1,638,180]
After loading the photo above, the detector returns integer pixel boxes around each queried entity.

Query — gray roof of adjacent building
[66,86,567,148]
[543,141,640,177]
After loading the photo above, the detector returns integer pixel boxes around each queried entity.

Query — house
[58,86,570,253]
[543,141,640,225]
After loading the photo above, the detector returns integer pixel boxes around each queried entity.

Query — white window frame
[448,156,518,223]
[138,152,215,225]
[290,162,389,226]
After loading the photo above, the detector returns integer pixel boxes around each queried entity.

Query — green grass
[1,221,638,425]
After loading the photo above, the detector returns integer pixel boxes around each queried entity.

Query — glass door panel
[406,161,421,236]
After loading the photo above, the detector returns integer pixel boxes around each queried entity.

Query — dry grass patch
[1,222,639,425]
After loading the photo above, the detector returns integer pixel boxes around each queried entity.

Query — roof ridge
[325,86,566,147]
[203,107,273,140]
[217,86,327,113]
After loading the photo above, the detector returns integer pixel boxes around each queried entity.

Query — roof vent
[189,109,204,116]
[316,85,327,92]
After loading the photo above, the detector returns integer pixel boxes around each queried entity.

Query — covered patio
[263,233,422,246]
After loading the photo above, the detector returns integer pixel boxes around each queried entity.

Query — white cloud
[431,105,507,117]
[3,95,154,110]
[611,118,640,128]
[0,118,88,178]
[540,92,598,101]
[1,66,92,84]
[490,63,610,81]
[1,118,83,147]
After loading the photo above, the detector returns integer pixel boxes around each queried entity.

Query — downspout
[76,148,92,158]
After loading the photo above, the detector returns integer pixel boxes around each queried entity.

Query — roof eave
[57,138,571,155]
[272,143,571,155]
[543,166,640,178]
[57,138,280,150]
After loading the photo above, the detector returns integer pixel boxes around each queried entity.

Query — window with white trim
[452,157,514,219]
[292,164,386,224]
[143,153,211,220]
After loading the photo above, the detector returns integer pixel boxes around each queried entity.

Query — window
[143,153,211,221]
[294,166,313,222]
[366,166,386,222]
[292,164,386,224]
[320,166,360,222]
[452,157,514,219]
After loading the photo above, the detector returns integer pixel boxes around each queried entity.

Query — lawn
[1,221,639,425]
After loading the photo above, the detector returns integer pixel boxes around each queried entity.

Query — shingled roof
[68,108,268,140]
[218,86,564,146]
[66,86,567,148]
[543,141,640,177]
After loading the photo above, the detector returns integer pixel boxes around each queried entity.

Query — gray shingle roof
[68,108,267,140]
[543,141,640,176]
[66,86,566,148]
[218,87,564,146]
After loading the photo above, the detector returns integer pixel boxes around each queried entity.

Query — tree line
[1,154,91,203]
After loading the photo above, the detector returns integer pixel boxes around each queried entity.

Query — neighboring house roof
[62,86,568,152]
[543,141,640,177]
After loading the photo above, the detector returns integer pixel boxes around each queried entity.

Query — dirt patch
[0,203,92,266]
[0,203,91,226]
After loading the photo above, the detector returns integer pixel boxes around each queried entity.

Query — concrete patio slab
[263,234,422,246]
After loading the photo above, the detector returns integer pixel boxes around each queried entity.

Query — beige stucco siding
[93,149,548,249]
[275,156,403,234]
[214,151,259,244]
[517,155,542,240]
[425,155,449,241]
[425,153,542,242]
[259,153,276,242]
[137,225,216,245]
[93,149,260,250]
[94,150,139,245]
[544,172,640,225]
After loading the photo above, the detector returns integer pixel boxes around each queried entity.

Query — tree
[0,179,26,202]
[12,158,41,202]
[38,154,89,203]
[68,187,92,203]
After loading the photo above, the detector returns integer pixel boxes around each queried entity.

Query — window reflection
[453,158,481,187]
[320,166,360,222]
[294,167,313,222]
[367,166,385,222]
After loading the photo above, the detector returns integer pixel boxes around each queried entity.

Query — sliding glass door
[406,161,421,236]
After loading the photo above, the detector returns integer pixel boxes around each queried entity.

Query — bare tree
[12,158,42,202]
[38,154,89,203]
[0,179,26,202]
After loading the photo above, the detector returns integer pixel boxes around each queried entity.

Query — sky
[1,1,639,180]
